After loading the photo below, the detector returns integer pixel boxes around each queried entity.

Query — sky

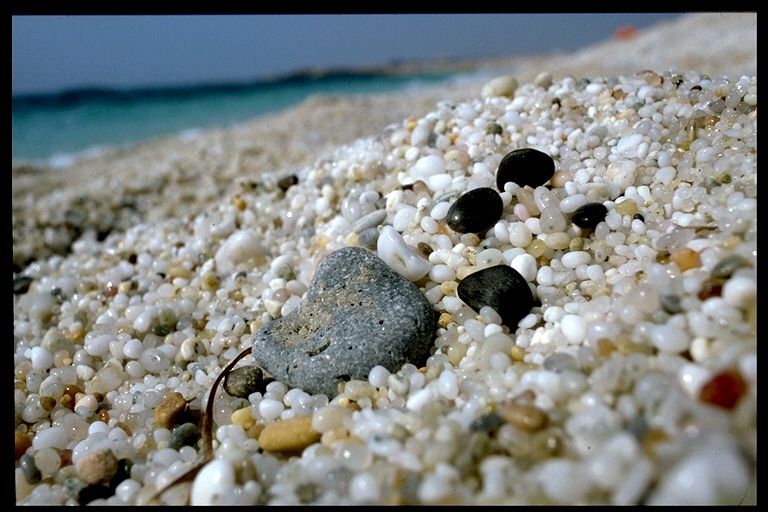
[12,14,682,96]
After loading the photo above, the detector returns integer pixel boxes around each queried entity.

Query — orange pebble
[670,248,701,272]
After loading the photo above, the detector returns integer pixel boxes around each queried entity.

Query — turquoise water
[12,71,457,163]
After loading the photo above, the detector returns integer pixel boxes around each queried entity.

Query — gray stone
[251,247,435,396]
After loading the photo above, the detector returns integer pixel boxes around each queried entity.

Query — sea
[12,70,470,167]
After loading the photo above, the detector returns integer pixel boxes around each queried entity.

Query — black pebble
[13,275,34,295]
[108,459,133,490]
[446,188,503,233]
[571,202,608,229]
[168,422,200,451]
[224,365,266,398]
[277,174,299,192]
[470,412,505,432]
[78,484,113,505]
[496,148,555,191]
[457,265,534,329]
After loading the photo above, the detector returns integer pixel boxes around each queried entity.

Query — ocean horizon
[12,69,468,166]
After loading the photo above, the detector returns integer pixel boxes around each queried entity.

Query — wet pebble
[496,148,556,190]
[251,247,435,396]
[446,187,503,233]
[571,202,608,229]
[168,423,200,451]
[457,265,534,329]
[224,366,266,398]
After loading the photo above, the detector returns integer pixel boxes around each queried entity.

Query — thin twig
[150,346,253,503]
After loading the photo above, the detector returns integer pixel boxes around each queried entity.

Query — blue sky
[12,14,681,95]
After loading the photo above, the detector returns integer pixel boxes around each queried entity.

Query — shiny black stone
[571,202,608,229]
[457,265,534,329]
[446,187,503,233]
[496,148,555,191]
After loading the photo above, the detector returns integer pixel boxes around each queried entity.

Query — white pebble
[429,264,455,283]
[508,223,532,247]
[214,229,265,273]
[349,472,381,503]
[510,254,537,282]
[368,366,390,388]
[649,324,689,353]
[30,347,54,371]
[616,134,643,156]
[411,155,445,180]
[437,370,459,400]
[33,426,68,450]
[560,314,586,343]
[721,276,756,308]
[561,251,591,268]
[377,226,430,281]
[258,398,284,421]
[191,459,236,505]
[406,387,435,411]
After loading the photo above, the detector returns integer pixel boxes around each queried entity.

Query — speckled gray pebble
[352,209,387,233]
[251,247,435,396]
[20,453,41,484]
[224,366,265,398]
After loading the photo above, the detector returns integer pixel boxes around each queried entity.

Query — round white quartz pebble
[437,369,459,400]
[647,437,749,505]
[508,223,533,247]
[510,254,537,282]
[33,426,68,450]
[481,75,518,98]
[115,478,141,503]
[30,347,54,371]
[258,398,284,421]
[537,459,591,503]
[649,324,689,353]
[561,251,591,268]
[677,363,712,397]
[377,226,430,281]
[429,264,455,283]
[406,387,435,411]
[214,229,265,273]
[191,459,236,505]
[349,472,381,503]
[560,314,586,344]
[616,133,643,156]
[721,276,756,308]
[411,155,445,180]
[368,365,390,388]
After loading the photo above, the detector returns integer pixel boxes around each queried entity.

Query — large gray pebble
[251,247,435,396]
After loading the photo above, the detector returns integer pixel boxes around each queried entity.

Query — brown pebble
[697,277,726,300]
[76,447,118,485]
[59,449,73,467]
[98,409,110,423]
[258,416,321,452]
[15,431,32,460]
[62,385,84,411]
[670,248,701,272]
[596,338,615,358]
[154,391,187,428]
[417,242,433,257]
[500,403,549,432]
[40,396,56,411]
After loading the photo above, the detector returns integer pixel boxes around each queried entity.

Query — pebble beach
[13,13,757,505]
